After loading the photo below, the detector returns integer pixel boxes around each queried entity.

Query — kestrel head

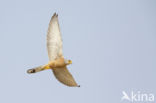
[65,59,72,65]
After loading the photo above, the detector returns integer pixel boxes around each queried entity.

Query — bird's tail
[27,65,50,74]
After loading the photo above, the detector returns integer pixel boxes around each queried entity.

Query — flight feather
[47,13,63,61]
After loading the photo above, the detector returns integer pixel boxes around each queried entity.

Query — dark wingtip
[52,12,58,19]
[52,12,57,18]
[53,12,56,16]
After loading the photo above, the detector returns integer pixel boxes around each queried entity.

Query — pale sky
[0,0,156,103]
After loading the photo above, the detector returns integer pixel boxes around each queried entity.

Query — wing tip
[67,85,80,87]
[52,12,58,18]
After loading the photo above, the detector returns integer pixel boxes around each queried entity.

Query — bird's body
[27,13,79,87]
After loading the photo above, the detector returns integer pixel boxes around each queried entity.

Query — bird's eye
[68,60,72,64]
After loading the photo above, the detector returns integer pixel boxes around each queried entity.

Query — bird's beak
[68,60,72,64]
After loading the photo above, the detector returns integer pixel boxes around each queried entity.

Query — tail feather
[27,65,45,74]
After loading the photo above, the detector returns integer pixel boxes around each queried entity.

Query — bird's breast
[49,58,66,68]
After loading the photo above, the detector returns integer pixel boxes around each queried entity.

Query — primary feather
[47,13,63,61]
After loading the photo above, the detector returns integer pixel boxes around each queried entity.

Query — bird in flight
[27,13,80,87]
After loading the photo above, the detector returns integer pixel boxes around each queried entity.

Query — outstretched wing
[47,13,63,61]
[52,66,79,87]
[47,13,79,87]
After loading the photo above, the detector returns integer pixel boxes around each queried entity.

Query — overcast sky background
[0,0,156,103]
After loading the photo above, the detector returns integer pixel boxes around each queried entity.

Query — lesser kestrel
[27,13,79,87]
